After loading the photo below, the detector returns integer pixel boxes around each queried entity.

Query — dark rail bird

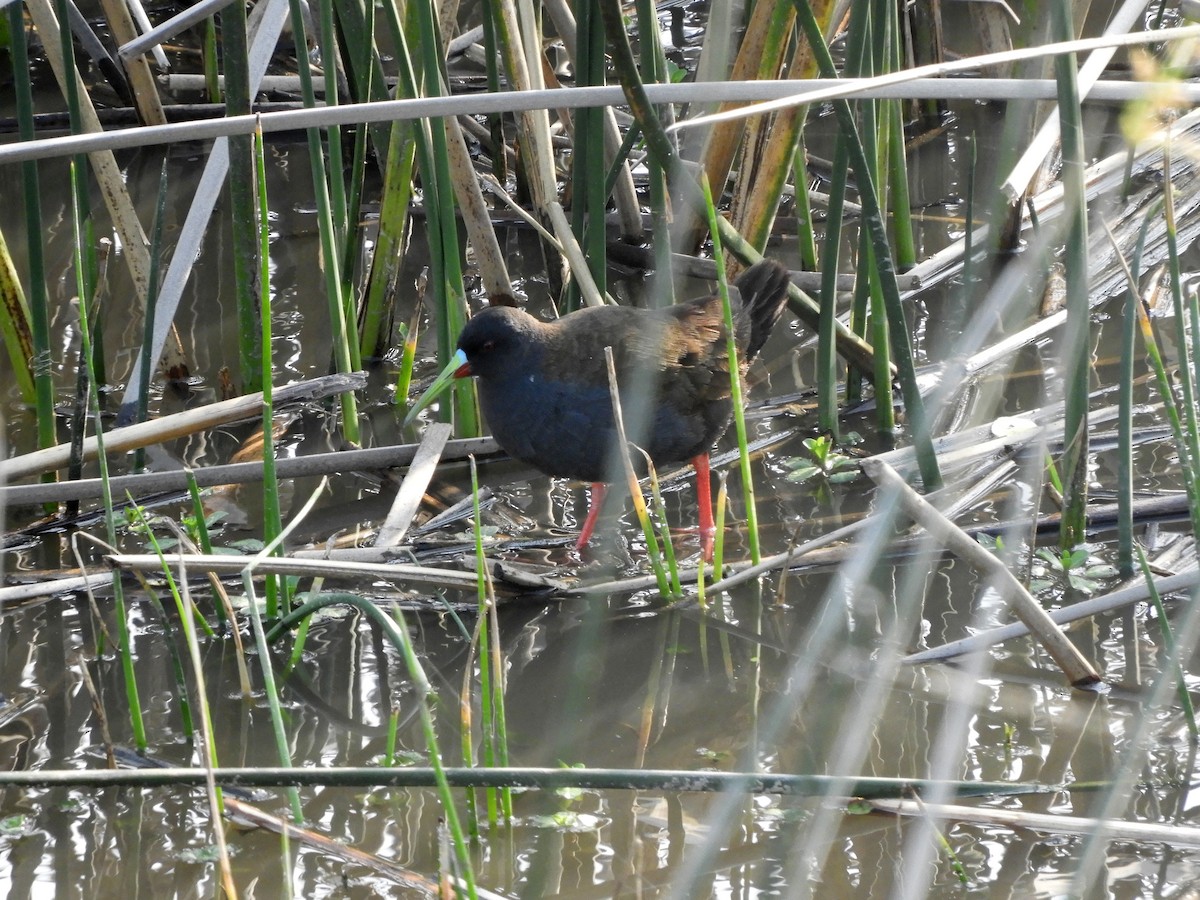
[405,260,792,559]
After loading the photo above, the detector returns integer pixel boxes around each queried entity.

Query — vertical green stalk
[381,0,474,433]
[702,177,761,565]
[1163,142,1200,512]
[184,470,225,626]
[53,0,98,363]
[1138,546,1197,736]
[1116,214,1154,578]
[407,0,473,431]
[242,569,304,822]
[394,306,421,410]
[570,0,607,311]
[16,0,55,453]
[390,605,477,897]
[792,138,818,271]
[69,161,146,751]
[468,457,497,828]
[487,580,512,823]
[881,0,914,268]
[254,119,287,617]
[817,137,848,435]
[789,0,939,489]
[635,0,672,300]
[866,248,895,432]
[1052,0,1090,550]
[288,0,362,443]
[314,0,348,240]
[646,464,682,596]
[480,0,508,183]
[134,162,169,470]
[0,226,36,405]
[362,122,416,359]
[222,0,262,393]
[202,16,220,102]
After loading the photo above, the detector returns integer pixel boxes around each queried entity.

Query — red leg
[575,482,607,551]
[693,453,715,562]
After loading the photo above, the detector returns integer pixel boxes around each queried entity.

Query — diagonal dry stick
[860,457,1102,687]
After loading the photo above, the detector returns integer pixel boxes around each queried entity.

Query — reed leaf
[222,0,263,392]
[1052,0,1091,550]
[7,4,54,449]
[287,0,362,443]
[254,118,288,617]
[68,159,146,751]
[361,121,416,360]
[383,0,476,433]
[788,0,940,488]
[0,226,35,405]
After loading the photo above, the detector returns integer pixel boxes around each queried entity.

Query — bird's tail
[735,260,791,361]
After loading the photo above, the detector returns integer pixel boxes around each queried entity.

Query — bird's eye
[481,340,496,352]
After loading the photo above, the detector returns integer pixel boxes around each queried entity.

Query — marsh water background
[3,20,1200,900]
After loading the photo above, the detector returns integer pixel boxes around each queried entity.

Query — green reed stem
[570,0,607,312]
[602,349,672,596]
[468,456,498,828]
[125,502,200,738]
[480,0,507,183]
[1052,0,1090,551]
[9,0,53,451]
[382,0,474,433]
[0,226,35,404]
[1137,545,1198,737]
[792,137,818,272]
[222,0,262,393]
[253,118,287,617]
[314,0,348,240]
[240,568,304,821]
[202,15,220,102]
[634,0,672,297]
[788,0,939,489]
[880,0,914,269]
[54,0,97,335]
[411,0,475,432]
[1115,212,1154,578]
[702,177,761,564]
[818,136,848,431]
[288,0,362,444]
[69,159,146,751]
[362,121,416,359]
[133,162,169,470]
[1134,295,1200,534]
[1162,141,1200,526]
[395,305,421,410]
[866,246,895,432]
[486,575,512,822]
[646,462,682,596]
[392,605,477,896]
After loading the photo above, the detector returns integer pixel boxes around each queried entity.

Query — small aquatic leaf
[228,538,266,552]
[530,811,604,832]
[177,844,232,864]
[785,464,821,483]
[0,814,29,836]
[1064,548,1090,569]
